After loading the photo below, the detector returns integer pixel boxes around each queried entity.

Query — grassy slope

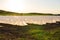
[0,10,55,16]
[0,22,60,40]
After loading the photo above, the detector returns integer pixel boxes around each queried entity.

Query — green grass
[0,22,60,40]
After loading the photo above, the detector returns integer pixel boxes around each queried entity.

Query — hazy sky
[0,0,60,14]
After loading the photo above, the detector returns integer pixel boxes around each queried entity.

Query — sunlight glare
[5,0,26,12]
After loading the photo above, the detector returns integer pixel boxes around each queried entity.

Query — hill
[0,10,56,16]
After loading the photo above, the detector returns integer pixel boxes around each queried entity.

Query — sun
[5,0,26,13]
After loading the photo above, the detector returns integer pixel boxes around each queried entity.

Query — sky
[0,0,60,14]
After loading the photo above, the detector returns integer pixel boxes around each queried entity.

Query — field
[0,21,60,40]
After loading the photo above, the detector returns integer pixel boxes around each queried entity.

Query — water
[0,16,60,25]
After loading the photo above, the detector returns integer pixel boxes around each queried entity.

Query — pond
[0,16,60,25]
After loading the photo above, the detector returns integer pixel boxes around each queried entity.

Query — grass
[0,22,60,40]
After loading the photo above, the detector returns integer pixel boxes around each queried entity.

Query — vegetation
[0,21,60,40]
[0,10,56,16]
